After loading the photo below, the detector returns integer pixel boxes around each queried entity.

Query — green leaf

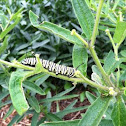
[39,94,79,103]
[0,35,9,55]
[8,114,21,126]
[80,92,86,102]
[35,74,50,86]
[16,114,25,123]
[64,100,77,110]
[119,70,126,81]
[72,45,88,76]
[112,0,120,10]
[111,96,126,126]
[54,86,75,97]
[31,111,40,126]
[0,100,11,108]
[64,82,72,90]
[30,73,49,82]
[29,10,83,46]
[46,113,62,121]
[99,119,113,126]
[0,91,9,101]
[56,106,88,119]
[79,96,111,126]
[120,50,126,57]
[29,10,39,26]
[113,21,126,44]
[9,70,30,115]
[10,7,23,21]
[3,105,14,119]
[91,73,103,85]
[40,119,80,126]
[23,80,45,95]
[0,13,8,31]
[71,0,94,39]
[103,51,120,75]
[56,100,78,118]
[37,117,46,126]
[0,13,21,40]
[99,25,115,32]
[85,91,96,104]
[28,96,40,113]
[104,0,110,15]
[92,65,102,77]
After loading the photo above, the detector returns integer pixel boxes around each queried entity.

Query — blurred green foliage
[0,0,126,125]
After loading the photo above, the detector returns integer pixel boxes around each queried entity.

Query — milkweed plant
[0,0,126,126]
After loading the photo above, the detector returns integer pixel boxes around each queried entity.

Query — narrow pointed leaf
[0,13,8,31]
[85,91,96,104]
[99,119,113,126]
[0,91,9,101]
[39,94,79,103]
[71,0,94,39]
[0,35,8,55]
[46,113,62,121]
[119,70,126,81]
[0,14,21,40]
[56,106,88,119]
[31,111,40,126]
[111,96,126,126]
[72,45,88,76]
[113,21,126,44]
[3,105,14,119]
[23,80,45,95]
[54,86,75,97]
[40,120,80,126]
[79,96,111,126]
[103,51,120,75]
[29,10,83,46]
[8,114,21,126]
[28,96,40,113]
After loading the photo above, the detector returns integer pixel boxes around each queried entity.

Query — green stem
[0,59,109,91]
[78,71,109,91]
[71,29,88,48]
[107,14,116,24]
[0,59,34,70]
[89,46,112,86]
[105,29,120,87]
[105,29,119,60]
[90,0,104,46]
[0,14,21,40]
[105,29,116,48]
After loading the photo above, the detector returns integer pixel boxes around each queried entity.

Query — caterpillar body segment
[21,58,76,78]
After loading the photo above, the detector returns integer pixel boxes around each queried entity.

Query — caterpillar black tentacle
[21,58,76,78]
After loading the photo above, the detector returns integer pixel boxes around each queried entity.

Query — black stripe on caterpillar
[21,58,76,78]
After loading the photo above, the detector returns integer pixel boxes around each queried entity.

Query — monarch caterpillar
[21,58,76,77]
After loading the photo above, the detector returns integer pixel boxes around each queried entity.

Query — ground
[0,86,90,126]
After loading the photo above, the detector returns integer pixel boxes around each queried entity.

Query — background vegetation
[0,0,126,126]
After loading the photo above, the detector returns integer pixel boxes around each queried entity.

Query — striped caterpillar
[21,58,76,77]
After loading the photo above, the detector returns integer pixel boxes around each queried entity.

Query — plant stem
[0,59,34,70]
[89,46,112,86]
[105,29,118,60]
[0,14,21,40]
[71,29,88,48]
[0,59,109,91]
[107,14,116,24]
[78,71,109,91]
[90,0,104,46]
[89,0,114,87]
[105,29,120,87]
